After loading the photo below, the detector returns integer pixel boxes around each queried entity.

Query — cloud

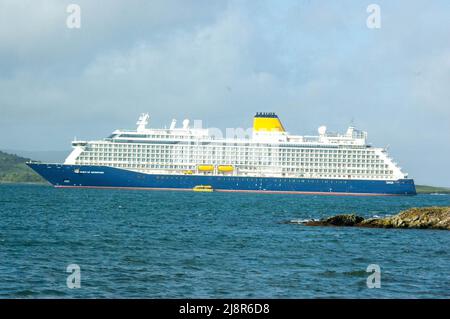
[0,0,449,185]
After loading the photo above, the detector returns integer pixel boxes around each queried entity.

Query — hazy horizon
[1,0,449,186]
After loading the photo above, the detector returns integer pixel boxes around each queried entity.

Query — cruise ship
[28,113,416,195]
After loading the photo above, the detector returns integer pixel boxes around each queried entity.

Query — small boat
[193,185,214,192]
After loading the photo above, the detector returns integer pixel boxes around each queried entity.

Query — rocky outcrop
[359,207,450,230]
[301,206,450,230]
[303,214,364,227]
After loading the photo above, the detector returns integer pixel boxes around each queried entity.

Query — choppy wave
[0,184,449,298]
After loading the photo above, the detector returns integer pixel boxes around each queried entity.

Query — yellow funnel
[253,112,285,132]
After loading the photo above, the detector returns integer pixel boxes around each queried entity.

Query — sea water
[0,184,449,298]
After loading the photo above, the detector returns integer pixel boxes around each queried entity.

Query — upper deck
[81,113,369,149]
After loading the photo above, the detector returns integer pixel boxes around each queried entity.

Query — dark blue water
[0,184,449,298]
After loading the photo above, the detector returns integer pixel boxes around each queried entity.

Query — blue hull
[27,163,416,196]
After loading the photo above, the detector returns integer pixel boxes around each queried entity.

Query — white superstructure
[65,113,408,181]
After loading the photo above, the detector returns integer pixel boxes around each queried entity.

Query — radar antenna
[349,117,356,128]
[136,113,150,132]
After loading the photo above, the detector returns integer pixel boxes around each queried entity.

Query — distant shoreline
[415,185,450,194]
[0,181,49,186]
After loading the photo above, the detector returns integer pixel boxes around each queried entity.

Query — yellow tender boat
[218,165,234,172]
[197,165,214,172]
[193,185,214,192]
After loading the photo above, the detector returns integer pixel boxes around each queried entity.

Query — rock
[357,217,390,228]
[303,214,364,227]
[301,206,450,230]
[360,206,450,230]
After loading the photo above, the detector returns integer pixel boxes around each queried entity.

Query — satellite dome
[318,125,327,135]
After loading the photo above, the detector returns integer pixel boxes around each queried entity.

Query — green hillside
[415,185,450,194]
[0,150,46,183]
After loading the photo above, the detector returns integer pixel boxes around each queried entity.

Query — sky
[0,0,449,186]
